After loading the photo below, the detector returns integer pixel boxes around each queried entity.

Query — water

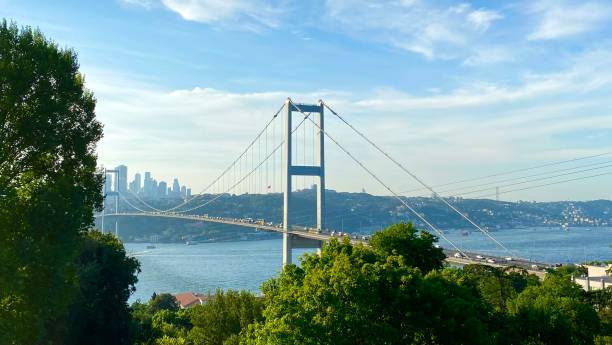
[126,239,315,302]
[125,227,611,303]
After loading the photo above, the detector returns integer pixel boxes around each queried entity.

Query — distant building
[172,178,180,197]
[133,173,141,193]
[180,185,186,198]
[573,264,611,291]
[174,292,209,309]
[143,172,153,197]
[158,181,168,197]
[104,173,113,194]
[186,188,191,197]
[115,165,128,193]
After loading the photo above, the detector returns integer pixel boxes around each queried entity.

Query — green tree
[243,237,494,345]
[508,274,600,345]
[368,222,445,273]
[0,20,103,344]
[150,293,180,313]
[64,231,140,345]
[461,265,539,311]
[187,290,264,345]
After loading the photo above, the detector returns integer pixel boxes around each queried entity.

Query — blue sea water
[125,227,611,303]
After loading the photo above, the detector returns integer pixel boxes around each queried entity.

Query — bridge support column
[282,99,325,266]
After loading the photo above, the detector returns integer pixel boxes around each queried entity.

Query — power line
[472,170,612,199]
[401,150,612,194]
[449,163,612,198]
[417,160,612,197]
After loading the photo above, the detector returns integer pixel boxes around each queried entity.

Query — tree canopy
[0,20,103,344]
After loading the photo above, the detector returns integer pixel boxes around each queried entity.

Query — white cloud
[120,0,154,8]
[528,0,612,40]
[467,9,503,31]
[84,47,612,200]
[324,0,503,60]
[462,46,513,66]
[159,0,286,29]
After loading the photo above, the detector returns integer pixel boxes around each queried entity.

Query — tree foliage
[368,222,445,273]
[242,237,494,345]
[64,231,140,345]
[508,274,600,345]
[150,293,180,313]
[0,20,103,344]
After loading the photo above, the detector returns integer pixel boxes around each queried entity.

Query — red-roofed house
[174,292,208,309]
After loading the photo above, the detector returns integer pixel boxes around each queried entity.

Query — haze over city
[4,0,612,201]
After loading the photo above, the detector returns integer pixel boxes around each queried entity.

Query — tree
[368,222,445,273]
[242,237,494,345]
[64,231,140,345]
[508,274,600,345]
[187,290,264,345]
[0,20,103,344]
[150,293,180,313]
[461,265,539,311]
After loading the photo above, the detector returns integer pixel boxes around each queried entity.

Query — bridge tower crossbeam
[282,99,325,265]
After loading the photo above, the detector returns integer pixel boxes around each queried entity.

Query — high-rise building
[133,173,141,193]
[143,172,153,197]
[115,165,128,193]
[158,181,167,197]
[104,173,113,194]
[180,186,186,198]
[172,178,180,197]
[186,188,191,197]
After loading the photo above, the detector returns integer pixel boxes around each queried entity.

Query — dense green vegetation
[1,20,610,345]
[129,223,611,345]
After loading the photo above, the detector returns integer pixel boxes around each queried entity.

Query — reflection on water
[125,227,611,303]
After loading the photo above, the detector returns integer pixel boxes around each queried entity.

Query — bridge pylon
[282,99,325,266]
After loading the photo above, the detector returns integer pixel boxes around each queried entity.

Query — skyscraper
[180,186,186,198]
[115,165,128,193]
[172,178,180,197]
[104,173,113,194]
[133,172,142,193]
[143,172,152,197]
[158,181,167,197]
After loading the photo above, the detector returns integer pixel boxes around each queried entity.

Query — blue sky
[3,0,612,201]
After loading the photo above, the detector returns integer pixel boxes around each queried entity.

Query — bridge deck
[99,212,549,277]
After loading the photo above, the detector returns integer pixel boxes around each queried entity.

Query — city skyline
[104,164,192,199]
[5,0,612,201]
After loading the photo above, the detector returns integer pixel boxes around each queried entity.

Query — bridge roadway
[101,212,548,277]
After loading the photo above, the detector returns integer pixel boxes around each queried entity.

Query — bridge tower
[103,168,120,237]
[282,99,325,265]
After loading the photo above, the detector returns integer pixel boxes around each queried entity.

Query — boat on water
[185,241,197,246]
[146,245,156,249]
[461,230,470,236]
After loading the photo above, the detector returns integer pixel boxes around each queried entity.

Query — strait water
[126,227,611,303]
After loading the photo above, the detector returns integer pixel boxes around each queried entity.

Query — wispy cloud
[528,0,612,40]
[120,0,154,9]
[85,46,612,199]
[158,0,287,30]
[467,9,503,31]
[324,0,503,60]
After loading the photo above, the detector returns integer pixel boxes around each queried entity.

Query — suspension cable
[290,100,470,258]
[322,101,513,255]
[171,107,314,214]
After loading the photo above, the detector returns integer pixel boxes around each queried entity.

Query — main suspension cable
[290,100,470,258]
[322,101,512,255]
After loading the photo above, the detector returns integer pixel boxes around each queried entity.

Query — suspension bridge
[97,98,572,274]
